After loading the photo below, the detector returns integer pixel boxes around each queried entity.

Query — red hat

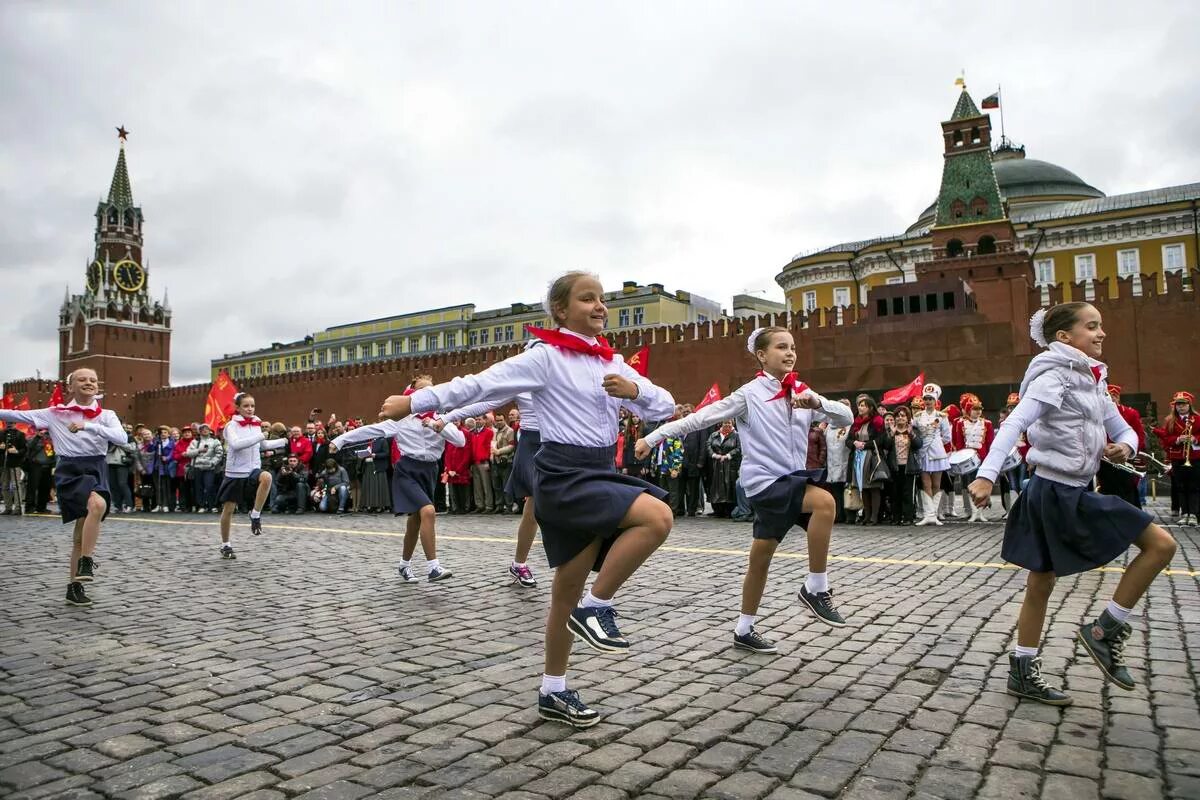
[944,403,960,422]
[1174,390,1195,405]
[1107,384,1122,399]
[960,393,982,413]
[1006,392,1020,407]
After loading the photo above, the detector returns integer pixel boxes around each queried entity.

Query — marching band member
[913,383,951,526]
[1096,384,1146,508]
[951,393,994,522]
[1161,391,1198,525]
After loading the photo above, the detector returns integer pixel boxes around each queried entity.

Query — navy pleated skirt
[391,456,438,515]
[532,440,667,571]
[55,455,110,524]
[505,428,541,500]
[217,469,263,507]
[748,469,827,542]
[1002,474,1152,576]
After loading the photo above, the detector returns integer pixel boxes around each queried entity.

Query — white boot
[914,493,931,526]
[976,503,989,523]
[931,492,945,525]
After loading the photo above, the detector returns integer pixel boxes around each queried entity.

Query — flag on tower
[46,383,64,408]
[981,92,1000,109]
[204,370,239,432]
[626,346,650,377]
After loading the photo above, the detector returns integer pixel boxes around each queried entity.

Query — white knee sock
[735,614,755,636]
[805,572,829,594]
[581,590,612,609]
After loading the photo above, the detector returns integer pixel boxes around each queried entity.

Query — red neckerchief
[50,402,103,419]
[1091,366,1103,383]
[234,416,261,428]
[524,326,614,361]
[757,371,809,401]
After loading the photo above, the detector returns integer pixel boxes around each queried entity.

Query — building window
[250,363,262,377]
[426,334,438,351]
[1074,254,1096,282]
[409,336,421,353]
[469,330,478,347]
[1034,258,1055,286]
[1163,243,1186,272]
[493,326,503,342]
[833,287,850,308]
[479,328,489,345]
[632,306,644,325]
[803,291,817,313]
[1117,249,1140,278]
[698,314,708,323]
[356,344,365,360]
[618,309,630,327]
[445,332,457,349]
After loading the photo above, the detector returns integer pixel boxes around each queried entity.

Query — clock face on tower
[113,259,146,292]
[87,260,103,291]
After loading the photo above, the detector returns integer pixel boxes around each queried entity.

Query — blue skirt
[391,456,437,515]
[533,440,667,570]
[505,428,541,500]
[217,469,263,507]
[748,469,827,541]
[55,455,110,524]
[1002,474,1152,576]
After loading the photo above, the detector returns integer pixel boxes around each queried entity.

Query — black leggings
[1173,461,1198,516]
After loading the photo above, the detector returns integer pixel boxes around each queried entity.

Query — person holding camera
[272,455,311,514]
[1,426,27,514]
[185,424,224,512]
[315,458,350,513]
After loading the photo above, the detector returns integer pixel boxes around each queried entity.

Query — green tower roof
[107,145,134,208]
[951,89,982,121]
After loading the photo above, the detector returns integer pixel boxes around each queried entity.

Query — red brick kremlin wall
[122,270,1198,429]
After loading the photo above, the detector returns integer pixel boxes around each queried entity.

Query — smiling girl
[969,302,1177,706]
[377,271,677,727]
[216,392,279,559]
[0,369,128,606]
[636,326,854,654]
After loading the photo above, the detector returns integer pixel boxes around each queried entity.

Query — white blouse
[333,415,465,463]
[0,403,126,458]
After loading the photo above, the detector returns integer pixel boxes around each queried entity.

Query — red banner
[46,383,64,408]
[695,383,722,411]
[204,370,239,432]
[627,346,650,377]
[881,372,924,408]
[11,395,32,436]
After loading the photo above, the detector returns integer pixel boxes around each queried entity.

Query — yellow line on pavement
[23,514,1200,577]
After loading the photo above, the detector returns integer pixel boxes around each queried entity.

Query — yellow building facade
[212,281,722,380]
[778,121,1199,312]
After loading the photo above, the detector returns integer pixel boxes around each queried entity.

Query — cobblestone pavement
[1,504,1197,800]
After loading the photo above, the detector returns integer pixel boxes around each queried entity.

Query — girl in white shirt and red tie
[377,271,677,728]
[216,393,281,560]
[0,368,128,606]
[636,326,854,654]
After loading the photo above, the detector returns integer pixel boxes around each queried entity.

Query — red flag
[981,92,1000,109]
[12,395,33,436]
[627,346,650,377]
[881,372,924,407]
[46,383,64,408]
[0,392,12,431]
[204,370,239,432]
[694,383,722,411]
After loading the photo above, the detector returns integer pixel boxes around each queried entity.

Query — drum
[947,448,981,476]
[1000,447,1022,473]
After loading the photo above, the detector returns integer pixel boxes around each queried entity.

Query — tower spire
[108,129,134,208]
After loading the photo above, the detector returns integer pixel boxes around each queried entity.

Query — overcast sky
[2,1,1197,386]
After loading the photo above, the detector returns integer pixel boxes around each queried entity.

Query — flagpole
[998,84,1006,144]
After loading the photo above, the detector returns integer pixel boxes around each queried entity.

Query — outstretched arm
[333,420,403,451]
[643,392,747,448]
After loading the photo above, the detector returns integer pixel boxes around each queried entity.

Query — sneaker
[75,556,96,583]
[799,585,848,628]
[568,606,629,653]
[734,627,778,654]
[1077,610,1135,690]
[398,565,419,582]
[65,582,92,607]
[428,566,453,582]
[537,689,600,728]
[220,544,236,560]
[509,563,537,588]
[250,516,263,536]
[1007,654,1072,706]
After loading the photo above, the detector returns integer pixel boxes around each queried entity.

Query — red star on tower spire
[116,125,129,142]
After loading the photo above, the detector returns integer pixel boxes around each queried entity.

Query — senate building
[776,89,1198,314]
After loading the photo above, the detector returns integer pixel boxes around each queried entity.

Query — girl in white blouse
[377,271,676,728]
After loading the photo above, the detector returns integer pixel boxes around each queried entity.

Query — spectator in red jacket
[288,426,314,468]
[468,415,495,513]
[443,437,473,514]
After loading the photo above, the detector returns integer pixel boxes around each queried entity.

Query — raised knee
[812,488,836,518]
[87,494,107,516]
[1155,532,1178,562]
[650,501,673,540]
[259,472,273,487]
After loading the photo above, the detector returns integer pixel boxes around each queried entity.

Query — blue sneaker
[799,585,847,628]
[427,566,453,582]
[568,606,629,653]
[733,627,777,654]
[538,689,600,728]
